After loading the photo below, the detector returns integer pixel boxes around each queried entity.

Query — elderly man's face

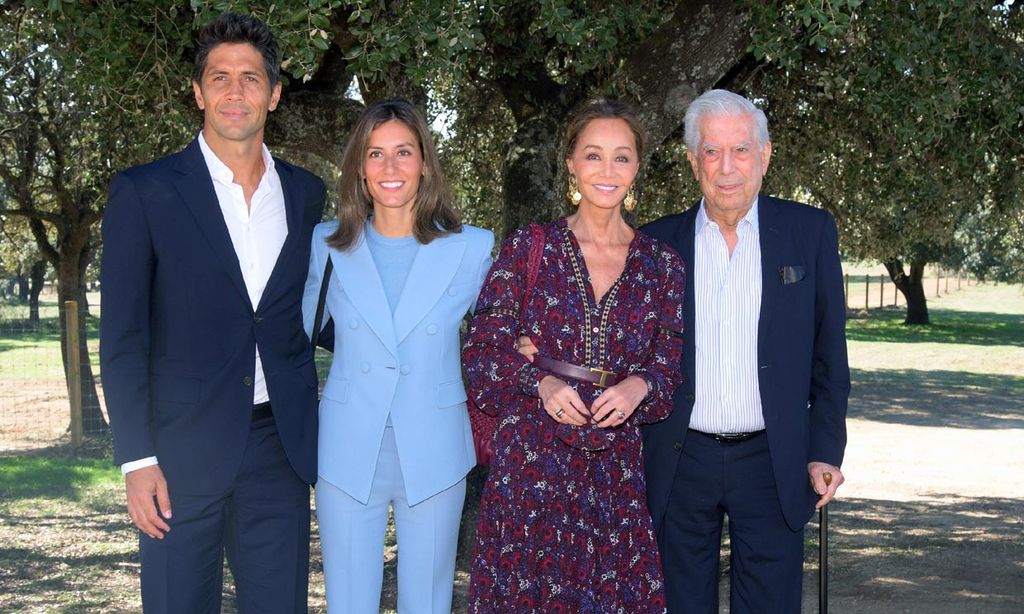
[687,112,772,222]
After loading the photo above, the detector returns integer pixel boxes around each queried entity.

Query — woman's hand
[539,376,590,425]
[590,375,649,428]
[515,336,538,362]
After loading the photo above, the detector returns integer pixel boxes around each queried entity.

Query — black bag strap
[310,255,333,350]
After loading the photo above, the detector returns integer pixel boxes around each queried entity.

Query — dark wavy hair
[563,98,647,163]
[192,12,280,87]
[327,99,462,250]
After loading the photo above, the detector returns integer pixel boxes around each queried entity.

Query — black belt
[689,428,765,444]
[252,401,273,422]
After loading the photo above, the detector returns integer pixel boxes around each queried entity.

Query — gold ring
[554,408,564,418]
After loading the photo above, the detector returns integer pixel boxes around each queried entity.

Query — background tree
[745,0,1024,323]
[0,216,48,322]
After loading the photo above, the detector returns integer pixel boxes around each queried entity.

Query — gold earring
[623,184,637,212]
[567,174,582,206]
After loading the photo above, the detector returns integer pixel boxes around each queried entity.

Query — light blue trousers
[315,427,466,614]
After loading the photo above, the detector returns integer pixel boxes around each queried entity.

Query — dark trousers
[140,415,311,613]
[659,431,804,614]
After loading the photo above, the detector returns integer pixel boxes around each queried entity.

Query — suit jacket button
[360,362,371,373]
[426,324,438,335]
[243,376,253,386]
[400,365,411,375]
[673,441,682,451]
[349,320,359,329]
[447,287,458,296]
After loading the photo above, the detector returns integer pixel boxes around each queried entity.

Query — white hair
[683,89,770,151]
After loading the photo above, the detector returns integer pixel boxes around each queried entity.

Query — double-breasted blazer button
[400,365,411,375]
[349,319,359,329]
[360,362,371,373]
[426,324,438,335]
[243,376,253,386]
[446,286,458,296]
[673,441,683,451]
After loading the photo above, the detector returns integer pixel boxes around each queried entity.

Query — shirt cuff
[516,363,547,397]
[121,456,159,475]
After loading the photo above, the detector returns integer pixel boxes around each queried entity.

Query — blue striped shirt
[690,199,765,433]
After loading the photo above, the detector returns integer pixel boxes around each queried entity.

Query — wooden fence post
[844,273,849,310]
[64,300,82,448]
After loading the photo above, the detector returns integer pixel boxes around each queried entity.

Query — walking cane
[819,471,833,614]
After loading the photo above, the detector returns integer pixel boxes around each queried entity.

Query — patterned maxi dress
[463,218,686,613]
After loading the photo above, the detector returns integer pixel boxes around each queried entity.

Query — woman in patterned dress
[463,99,686,613]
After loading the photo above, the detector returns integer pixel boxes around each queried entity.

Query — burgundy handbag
[469,223,545,465]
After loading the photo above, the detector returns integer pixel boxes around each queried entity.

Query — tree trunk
[503,112,568,233]
[28,259,46,324]
[884,259,930,325]
[55,244,108,435]
[16,270,30,302]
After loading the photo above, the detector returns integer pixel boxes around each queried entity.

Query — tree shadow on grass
[798,496,1024,613]
[0,547,137,613]
[851,368,1024,429]
[846,308,1024,347]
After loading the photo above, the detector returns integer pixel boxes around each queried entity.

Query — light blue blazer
[303,221,494,506]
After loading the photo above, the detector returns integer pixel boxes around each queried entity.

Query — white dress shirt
[121,132,287,474]
[689,198,766,434]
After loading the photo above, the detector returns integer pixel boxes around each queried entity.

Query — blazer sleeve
[469,228,495,313]
[302,223,334,342]
[99,172,157,466]
[808,212,851,466]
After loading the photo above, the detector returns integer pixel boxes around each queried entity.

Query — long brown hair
[327,98,462,250]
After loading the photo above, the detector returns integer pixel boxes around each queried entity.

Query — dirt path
[789,285,1024,613]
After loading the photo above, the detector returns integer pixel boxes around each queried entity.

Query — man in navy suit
[642,89,850,613]
[100,13,324,612]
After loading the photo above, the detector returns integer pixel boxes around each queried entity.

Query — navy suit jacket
[100,138,325,494]
[641,195,850,531]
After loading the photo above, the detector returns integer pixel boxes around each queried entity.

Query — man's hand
[125,464,172,539]
[539,376,590,425]
[516,336,538,362]
[808,462,844,509]
[591,376,649,427]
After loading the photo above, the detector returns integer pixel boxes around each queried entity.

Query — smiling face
[192,42,281,150]
[565,118,640,211]
[362,119,424,212]
[687,112,772,223]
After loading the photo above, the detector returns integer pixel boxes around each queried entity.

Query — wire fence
[843,266,972,312]
[0,292,105,453]
[0,267,978,452]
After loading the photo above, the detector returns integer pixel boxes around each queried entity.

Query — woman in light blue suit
[302,99,494,613]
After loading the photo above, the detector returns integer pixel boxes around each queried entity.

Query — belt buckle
[589,367,615,388]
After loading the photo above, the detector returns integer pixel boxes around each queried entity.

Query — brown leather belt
[534,356,625,388]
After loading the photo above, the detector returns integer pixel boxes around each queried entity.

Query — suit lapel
[331,236,399,357]
[257,160,304,311]
[675,206,699,383]
[392,235,465,344]
[757,195,784,355]
[174,140,251,308]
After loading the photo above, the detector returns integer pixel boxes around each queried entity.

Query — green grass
[0,456,121,502]
[846,307,1024,346]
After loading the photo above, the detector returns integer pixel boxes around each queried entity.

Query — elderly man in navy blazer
[100,13,324,612]
[641,89,850,613]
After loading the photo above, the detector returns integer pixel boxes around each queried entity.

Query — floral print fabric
[464,218,686,613]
